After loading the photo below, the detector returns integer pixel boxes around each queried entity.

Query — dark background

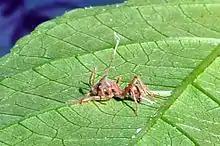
[0,0,125,57]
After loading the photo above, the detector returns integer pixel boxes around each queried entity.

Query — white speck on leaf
[136,128,142,133]
[110,18,113,21]
[116,4,119,7]
[132,135,135,139]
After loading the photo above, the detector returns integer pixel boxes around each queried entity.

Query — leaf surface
[0,0,220,145]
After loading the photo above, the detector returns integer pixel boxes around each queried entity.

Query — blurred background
[0,0,125,57]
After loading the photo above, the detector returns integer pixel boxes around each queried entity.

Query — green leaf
[1,1,220,145]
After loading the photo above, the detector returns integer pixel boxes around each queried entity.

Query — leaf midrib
[130,45,220,145]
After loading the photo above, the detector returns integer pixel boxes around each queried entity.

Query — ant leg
[68,93,90,104]
[121,76,138,115]
[131,90,138,116]
[123,76,138,96]
[71,95,113,104]
[129,76,138,85]
[136,76,158,97]
[116,76,122,85]
[83,95,113,102]
[89,67,97,89]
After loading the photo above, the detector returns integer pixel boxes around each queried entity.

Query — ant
[69,32,158,115]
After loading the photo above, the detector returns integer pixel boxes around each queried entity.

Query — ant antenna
[104,32,120,75]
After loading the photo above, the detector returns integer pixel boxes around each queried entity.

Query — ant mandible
[70,32,158,115]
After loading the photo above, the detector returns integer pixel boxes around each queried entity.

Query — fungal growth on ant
[69,32,158,115]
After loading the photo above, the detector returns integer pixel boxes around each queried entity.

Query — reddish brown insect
[70,32,157,114]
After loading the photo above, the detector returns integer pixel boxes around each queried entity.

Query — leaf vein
[193,83,220,106]
[93,15,133,41]
[137,8,169,38]
[45,33,89,53]
[161,117,200,145]
[65,22,113,46]
[178,5,220,35]
[0,83,65,104]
